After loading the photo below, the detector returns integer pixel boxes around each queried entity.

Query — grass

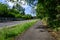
[41,18,60,40]
[0,20,38,40]
[41,17,48,26]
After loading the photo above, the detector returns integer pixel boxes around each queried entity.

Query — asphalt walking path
[15,21,55,40]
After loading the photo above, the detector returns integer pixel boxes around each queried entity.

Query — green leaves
[36,0,60,31]
[0,3,33,19]
[0,3,8,17]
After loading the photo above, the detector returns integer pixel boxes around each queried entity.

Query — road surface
[15,21,55,40]
[0,20,32,28]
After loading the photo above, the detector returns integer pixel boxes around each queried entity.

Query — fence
[0,17,24,22]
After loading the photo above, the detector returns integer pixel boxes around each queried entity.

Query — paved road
[0,20,32,28]
[15,21,55,40]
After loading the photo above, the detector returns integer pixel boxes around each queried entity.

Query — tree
[22,14,32,19]
[13,3,25,15]
[36,0,60,30]
[0,3,9,17]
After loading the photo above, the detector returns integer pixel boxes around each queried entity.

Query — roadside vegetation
[0,0,59,31]
[36,0,60,40]
[0,0,60,40]
[25,0,60,40]
[0,3,33,20]
[0,20,37,40]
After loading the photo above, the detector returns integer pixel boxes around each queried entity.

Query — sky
[0,0,37,16]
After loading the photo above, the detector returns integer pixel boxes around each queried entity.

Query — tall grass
[0,20,37,40]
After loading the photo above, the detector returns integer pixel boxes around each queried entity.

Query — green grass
[0,20,38,40]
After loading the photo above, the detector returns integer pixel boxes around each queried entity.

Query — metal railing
[0,17,24,22]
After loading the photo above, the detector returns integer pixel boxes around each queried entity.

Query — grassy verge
[0,20,38,40]
[41,18,60,40]
[41,17,48,26]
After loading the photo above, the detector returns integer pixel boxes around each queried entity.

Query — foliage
[0,3,33,19]
[36,0,60,31]
[0,3,9,17]
[22,14,33,19]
